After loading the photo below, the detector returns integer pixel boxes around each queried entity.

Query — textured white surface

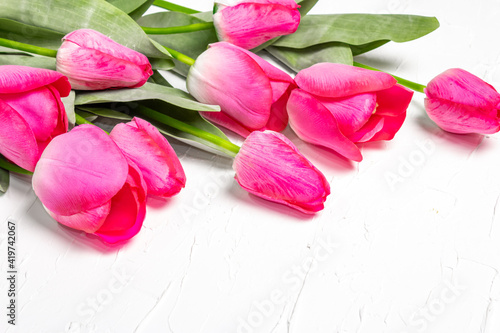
[1,1,500,332]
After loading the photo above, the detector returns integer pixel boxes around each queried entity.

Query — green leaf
[0,168,9,193]
[150,57,175,70]
[62,91,76,125]
[267,43,353,72]
[296,0,319,16]
[106,0,149,14]
[75,110,98,122]
[133,101,235,157]
[148,70,173,87]
[0,155,32,175]
[74,82,221,112]
[138,11,217,76]
[0,0,172,59]
[77,106,133,120]
[350,40,391,56]
[273,14,440,49]
[129,0,155,20]
[0,54,56,69]
[0,19,64,50]
[190,12,213,22]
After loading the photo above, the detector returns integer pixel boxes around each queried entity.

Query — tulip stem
[353,62,426,94]
[134,105,241,156]
[153,0,200,14]
[142,22,214,35]
[162,46,195,66]
[0,38,57,58]
[0,155,33,175]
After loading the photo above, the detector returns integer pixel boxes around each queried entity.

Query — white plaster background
[1,0,500,332]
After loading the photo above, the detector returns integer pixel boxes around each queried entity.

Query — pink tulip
[0,65,71,172]
[233,130,330,214]
[424,68,500,134]
[187,42,295,137]
[287,63,413,162]
[110,117,186,198]
[56,29,153,90]
[213,0,301,50]
[32,125,147,244]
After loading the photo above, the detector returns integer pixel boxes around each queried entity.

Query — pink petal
[1,86,59,141]
[56,41,151,90]
[368,112,407,142]
[315,93,376,136]
[426,68,500,112]
[425,98,500,134]
[375,84,414,116]
[32,125,129,217]
[94,160,147,244]
[348,116,385,143]
[294,63,397,98]
[0,65,71,97]
[287,89,363,162]
[265,88,290,132]
[62,29,151,73]
[187,42,273,129]
[233,130,330,214]
[201,110,252,137]
[0,99,39,171]
[46,201,111,233]
[217,0,299,9]
[214,2,300,50]
[110,117,186,198]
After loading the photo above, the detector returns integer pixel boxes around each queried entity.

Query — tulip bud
[110,117,186,198]
[0,65,71,171]
[233,130,330,214]
[213,0,301,50]
[287,63,413,162]
[32,125,147,244]
[187,42,295,137]
[56,29,153,90]
[424,68,500,134]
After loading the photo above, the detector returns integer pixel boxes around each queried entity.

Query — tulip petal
[0,99,39,171]
[32,125,129,217]
[294,63,397,98]
[187,42,273,129]
[425,98,500,134]
[1,86,59,141]
[0,65,71,97]
[214,3,301,50]
[62,29,151,73]
[110,117,186,198]
[369,112,407,142]
[217,0,299,9]
[426,68,500,112]
[375,84,413,116]
[46,201,111,233]
[201,111,252,137]
[316,93,376,136]
[233,130,330,214]
[94,160,147,244]
[287,89,363,162]
[348,115,385,143]
[265,89,290,132]
[56,41,151,90]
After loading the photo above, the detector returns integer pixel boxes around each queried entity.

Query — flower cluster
[1,0,498,245]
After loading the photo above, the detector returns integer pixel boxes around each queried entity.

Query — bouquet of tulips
[0,0,498,244]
